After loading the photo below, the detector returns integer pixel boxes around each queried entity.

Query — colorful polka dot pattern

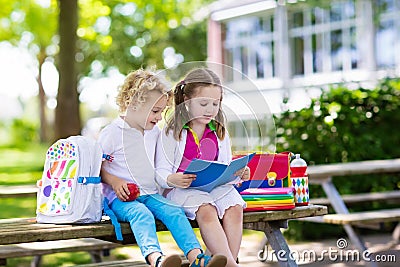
[47,140,77,161]
[38,140,78,215]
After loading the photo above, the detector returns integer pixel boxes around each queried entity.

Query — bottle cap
[290,154,307,167]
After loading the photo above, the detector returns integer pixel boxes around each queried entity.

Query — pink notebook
[240,188,294,195]
[244,204,295,211]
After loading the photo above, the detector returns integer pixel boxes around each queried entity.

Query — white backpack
[36,136,104,224]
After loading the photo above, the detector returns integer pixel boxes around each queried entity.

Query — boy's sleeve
[155,128,176,189]
[97,126,114,160]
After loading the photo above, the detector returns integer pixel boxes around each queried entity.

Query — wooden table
[306,158,400,267]
[0,205,327,267]
[0,185,38,198]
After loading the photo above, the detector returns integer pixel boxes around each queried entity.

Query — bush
[10,119,39,147]
[275,78,400,240]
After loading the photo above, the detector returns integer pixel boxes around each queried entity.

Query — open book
[184,153,255,193]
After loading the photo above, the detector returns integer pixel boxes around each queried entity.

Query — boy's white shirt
[98,117,170,203]
[155,126,236,189]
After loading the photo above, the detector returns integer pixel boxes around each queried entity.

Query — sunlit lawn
[0,143,46,186]
[0,197,37,218]
[0,144,47,219]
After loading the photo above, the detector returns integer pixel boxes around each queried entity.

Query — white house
[206,0,400,150]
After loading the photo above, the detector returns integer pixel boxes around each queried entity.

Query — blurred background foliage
[0,0,399,244]
[0,0,210,75]
[274,78,400,240]
[0,0,212,141]
[276,78,400,164]
[76,0,210,76]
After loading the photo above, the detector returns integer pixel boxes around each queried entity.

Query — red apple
[126,183,140,201]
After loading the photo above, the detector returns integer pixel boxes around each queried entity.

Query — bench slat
[73,259,190,267]
[310,190,400,205]
[0,185,37,198]
[74,260,148,267]
[322,208,400,225]
[0,205,328,246]
[243,204,327,224]
[307,158,400,180]
[0,238,120,258]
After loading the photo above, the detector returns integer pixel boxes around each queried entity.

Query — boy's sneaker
[155,254,182,267]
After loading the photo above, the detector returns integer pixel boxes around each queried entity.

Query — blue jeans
[110,194,201,261]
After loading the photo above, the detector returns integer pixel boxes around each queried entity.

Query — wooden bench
[73,259,190,267]
[0,238,120,267]
[322,208,400,225]
[310,190,400,206]
[0,185,38,198]
[0,185,119,267]
[0,205,328,267]
[303,158,400,267]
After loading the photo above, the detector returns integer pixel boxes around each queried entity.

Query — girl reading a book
[99,69,227,267]
[156,68,251,267]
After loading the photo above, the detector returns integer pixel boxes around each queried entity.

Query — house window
[227,119,272,152]
[376,0,400,69]
[223,15,275,82]
[289,0,358,76]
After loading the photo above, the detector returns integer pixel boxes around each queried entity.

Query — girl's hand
[167,172,197,188]
[111,178,130,201]
[235,166,251,181]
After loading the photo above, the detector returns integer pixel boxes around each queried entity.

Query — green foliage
[275,78,400,240]
[0,143,47,185]
[0,144,47,220]
[10,119,39,147]
[77,0,211,76]
[0,0,57,49]
[276,78,400,163]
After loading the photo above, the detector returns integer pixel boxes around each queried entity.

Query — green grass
[0,197,37,219]
[0,144,47,186]
[6,252,96,267]
[0,144,47,170]
[0,172,43,186]
[0,144,46,219]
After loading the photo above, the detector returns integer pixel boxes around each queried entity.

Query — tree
[55,0,80,139]
[77,0,211,76]
[1,0,212,140]
[60,0,211,138]
[0,0,57,142]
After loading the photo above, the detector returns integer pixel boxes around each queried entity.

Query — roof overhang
[210,0,277,21]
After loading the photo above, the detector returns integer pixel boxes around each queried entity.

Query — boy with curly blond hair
[99,69,227,267]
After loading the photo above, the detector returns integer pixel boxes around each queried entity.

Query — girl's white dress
[156,128,246,220]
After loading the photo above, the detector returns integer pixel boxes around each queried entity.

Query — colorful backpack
[234,152,292,192]
[36,136,104,224]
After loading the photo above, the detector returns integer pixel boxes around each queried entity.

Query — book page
[184,153,255,192]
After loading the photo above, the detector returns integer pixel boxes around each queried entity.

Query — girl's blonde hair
[116,69,171,113]
[165,68,226,140]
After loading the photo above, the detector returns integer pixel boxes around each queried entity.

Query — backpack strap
[103,198,123,241]
[77,176,101,184]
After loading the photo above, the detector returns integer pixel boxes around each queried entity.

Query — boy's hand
[235,166,251,181]
[111,178,130,201]
[167,172,196,188]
